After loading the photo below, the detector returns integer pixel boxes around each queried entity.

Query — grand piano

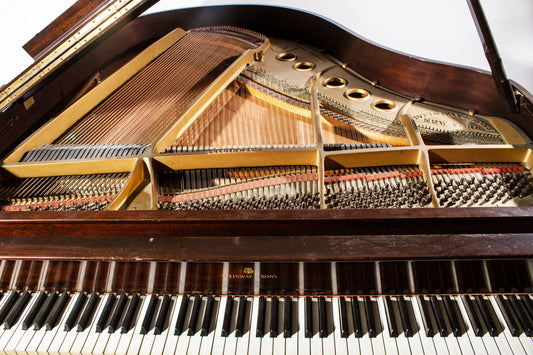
[0,0,532,354]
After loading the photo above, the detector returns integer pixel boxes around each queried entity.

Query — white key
[421,296,450,355]
[114,295,144,355]
[272,297,285,355]
[48,293,86,354]
[284,297,298,355]
[36,293,75,354]
[151,296,177,355]
[0,293,17,349]
[367,297,386,355]
[398,296,423,355]
[388,297,411,355]
[211,296,228,355]
[297,298,310,355]
[138,295,161,355]
[248,297,262,355]
[92,296,115,355]
[223,296,239,355]
[409,296,437,355]
[161,296,184,355]
[309,298,322,355]
[456,296,491,355]
[174,295,194,355]
[187,296,206,355]
[59,293,94,355]
[489,295,527,355]
[321,298,336,355]
[104,295,131,354]
[125,295,151,355]
[331,298,348,355]
[81,293,114,354]
[376,297,398,355]
[1,292,39,354]
[46,293,82,355]
[260,298,273,355]
[26,297,61,355]
[199,296,220,355]
[236,297,254,355]
[343,298,360,355]
[441,296,474,355]
[69,293,106,355]
[355,297,372,355]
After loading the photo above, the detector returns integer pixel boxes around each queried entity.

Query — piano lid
[1,0,533,115]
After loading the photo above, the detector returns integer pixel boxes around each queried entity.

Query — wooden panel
[336,261,377,295]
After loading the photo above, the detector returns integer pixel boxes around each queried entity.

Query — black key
[304,296,312,338]
[474,295,499,336]
[495,295,520,336]
[417,296,434,337]
[508,295,533,336]
[384,296,398,337]
[236,296,248,337]
[0,292,19,325]
[174,295,189,336]
[200,295,214,336]
[96,294,115,333]
[154,295,171,335]
[45,292,70,331]
[339,297,349,338]
[318,297,327,338]
[430,296,448,337]
[77,292,99,332]
[520,295,533,320]
[4,291,31,330]
[35,292,58,330]
[221,296,233,337]
[397,296,413,337]
[109,294,127,333]
[443,296,462,337]
[256,296,266,337]
[120,294,139,334]
[283,296,292,338]
[351,296,363,338]
[270,296,279,338]
[23,292,46,330]
[141,294,158,335]
[187,295,202,336]
[363,296,376,338]
[462,295,483,336]
[64,292,86,332]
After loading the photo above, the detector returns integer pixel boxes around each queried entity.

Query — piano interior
[0,2,532,354]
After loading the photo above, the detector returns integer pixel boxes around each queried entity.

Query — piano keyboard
[0,291,532,354]
[0,259,532,353]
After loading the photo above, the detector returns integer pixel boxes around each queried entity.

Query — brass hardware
[323,77,347,89]
[344,88,370,100]
[23,97,35,110]
[293,62,315,71]
[372,99,396,112]
[276,52,296,61]
[254,51,265,62]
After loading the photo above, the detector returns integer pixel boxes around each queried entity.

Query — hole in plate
[293,62,315,71]
[276,52,297,61]
[372,99,397,112]
[324,77,347,88]
[344,88,370,100]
